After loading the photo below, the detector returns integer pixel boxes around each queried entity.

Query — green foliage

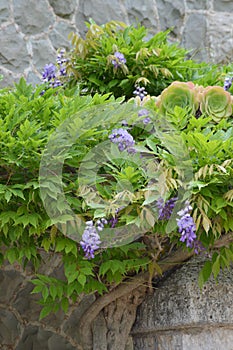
[0,29,233,320]
[66,20,220,99]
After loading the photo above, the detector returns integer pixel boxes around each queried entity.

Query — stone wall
[132,256,233,350]
[1,254,233,349]
[0,0,232,87]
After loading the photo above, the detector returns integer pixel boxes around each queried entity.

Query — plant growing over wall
[65,20,222,99]
[0,74,233,349]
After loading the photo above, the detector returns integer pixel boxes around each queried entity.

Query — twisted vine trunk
[76,233,233,349]
[76,248,194,350]
[92,289,147,350]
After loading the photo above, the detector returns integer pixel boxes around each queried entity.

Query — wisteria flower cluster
[80,219,107,259]
[157,197,177,220]
[111,51,126,68]
[109,128,136,153]
[56,48,68,77]
[133,86,148,101]
[176,201,197,249]
[41,49,67,88]
[223,75,233,91]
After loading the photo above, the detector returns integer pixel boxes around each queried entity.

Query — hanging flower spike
[112,51,126,68]
[56,48,68,76]
[80,221,101,259]
[176,201,197,250]
[157,197,178,220]
[223,77,232,91]
[42,63,56,82]
[109,128,136,154]
[133,86,148,101]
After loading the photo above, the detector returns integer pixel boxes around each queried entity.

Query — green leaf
[41,286,49,300]
[78,274,86,287]
[50,284,57,300]
[212,255,220,280]
[198,260,212,289]
[39,305,53,320]
[4,191,12,203]
[31,285,44,294]
[61,297,69,313]
[6,249,18,264]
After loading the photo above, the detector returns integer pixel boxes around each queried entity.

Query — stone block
[133,336,157,350]
[186,0,209,10]
[31,38,56,71]
[0,0,10,25]
[13,0,54,35]
[63,294,95,343]
[0,24,30,73]
[26,71,41,86]
[208,12,233,63]
[0,270,24,304]
[213,0,233,12]
[181,13,208,61]
[124,0,159,33]
[12,282,43,322]
[156,0,185,38]
[0,308,22,346]
[49,0,76,19]
[134,257,233,331]
[49,21,76,50]
[16,326,76,350]
[75,0,128,37]
[0,67,22,88]
[133,256,233,349]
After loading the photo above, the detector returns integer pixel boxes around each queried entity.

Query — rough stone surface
[31,38,56,71]
[16,326,76,350]
[0,269,24,304]
[0,0,232,87]
[48,0,76,19]
[186,0,210,10]
[132,256,233,349]
[213,0,233,11]
[0,308,21,346]
[181,13,208,61]
[0,24,30,73]
[49,21,76,50]
[0,0,10,25]
[124,0,159,33]
[157,0,185,38]
[208,12,233,64]
[13,0,54,35]
[75,0,128,37]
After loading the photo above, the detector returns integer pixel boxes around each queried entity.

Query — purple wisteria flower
[109,128,136,154]
[138,108,151,125]
[133,86,148,101]
[42,63,56,82]
[157,197,177,220]
[109,216,118,228]
[192,240,205,255]
[223,76,233,91]
[112,51,126,68]
[56,48,67,76]
[41,49,68,90]
[176,201,197,249]
[80,221,101,259]
[42,63,62,88]
[96,218,108,231]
